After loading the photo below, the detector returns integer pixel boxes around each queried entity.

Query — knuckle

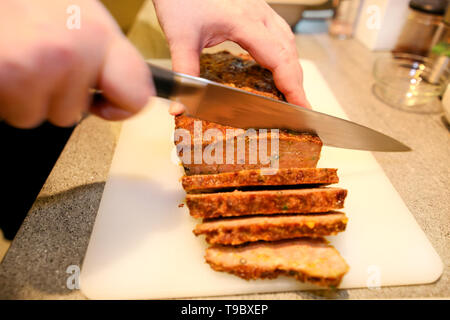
[32,39,79,70]
[287,31,296,43]
[0,56,33,86]
[84,20,112,41]
[48,43,78,66]
[277,45,292,64]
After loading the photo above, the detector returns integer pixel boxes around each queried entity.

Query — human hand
[0,0,154,128]
[153,0,311,115]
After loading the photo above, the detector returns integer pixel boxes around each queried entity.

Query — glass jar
[393,0,447,56]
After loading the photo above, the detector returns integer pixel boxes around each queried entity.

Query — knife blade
[148,63,411,152]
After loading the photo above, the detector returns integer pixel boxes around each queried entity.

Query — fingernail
[169,101,186,115]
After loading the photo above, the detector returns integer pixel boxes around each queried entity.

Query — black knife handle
[148,63,175,99]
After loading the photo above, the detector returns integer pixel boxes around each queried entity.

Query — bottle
[393,0,447,56]
[430,1,450,49]
[329,0,362,39]
[424,4,450,84]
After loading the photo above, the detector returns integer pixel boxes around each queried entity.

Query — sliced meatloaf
[205,238,349,288]
[174,51,322,175]
[186,187,347,219]
[182,168,339,193]
[194,212,348,245]
[175,115,322,175]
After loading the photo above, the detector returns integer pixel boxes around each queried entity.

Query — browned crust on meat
[205,238,349,288]
[200,51,285,101]
[182,168,339,193]
[194,212,348,245]
[186,187,347,218]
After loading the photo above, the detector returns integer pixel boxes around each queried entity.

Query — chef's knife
[149,63,411,152]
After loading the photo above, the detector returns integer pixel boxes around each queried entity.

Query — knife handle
[147,63,175,99]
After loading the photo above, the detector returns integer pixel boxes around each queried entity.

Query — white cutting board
[80,60,443,299]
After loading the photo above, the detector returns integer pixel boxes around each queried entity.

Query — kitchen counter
[0,34,448,299]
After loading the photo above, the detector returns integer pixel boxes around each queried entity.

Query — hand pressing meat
[153,0,312,113]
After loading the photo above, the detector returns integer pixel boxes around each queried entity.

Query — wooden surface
[0,34,448,299]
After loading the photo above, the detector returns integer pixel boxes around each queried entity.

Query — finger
[90,98,135,121]
[168,101,185,115]
[267,15,312,109]
[229,23,311,108]
[0,93,48,129]
[272,11,296,36]
[98,36,154,115]
[47,67,92,127]
[169,40,201,76]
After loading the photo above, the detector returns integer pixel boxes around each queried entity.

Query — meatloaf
[205,238,349,288]
[182,168,339,193]
[175,51,322,175]
[175,115,322,175]
[194,212,348,245]
[186,187,347,219]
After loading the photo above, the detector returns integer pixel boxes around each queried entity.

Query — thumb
[169,42,201,76]
[97,36,154,115]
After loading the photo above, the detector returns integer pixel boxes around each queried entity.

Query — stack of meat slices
[175,51,350,288]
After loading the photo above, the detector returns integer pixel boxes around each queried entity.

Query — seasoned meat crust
[194,212,348,245]
[200,51,285,101]
[205,238,350,288]
[186,187,347,219]
[182,168,339,193]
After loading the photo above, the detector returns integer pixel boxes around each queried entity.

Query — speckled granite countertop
[0,35,448,299]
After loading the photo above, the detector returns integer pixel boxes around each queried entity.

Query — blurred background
[1,0,449,260]
[112,0,450,115]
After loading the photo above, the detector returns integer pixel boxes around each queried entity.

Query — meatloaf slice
[175,115,322,175]
[182,168,339,193]
[205,238,349,288]
[186,187,347,219]
[194,212,348,245]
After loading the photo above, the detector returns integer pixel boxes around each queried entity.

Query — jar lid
[409,0,448,15]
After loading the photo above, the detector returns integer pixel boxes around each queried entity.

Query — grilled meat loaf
[205,238,349,288]
[175,116,322,175]
[177,51,350,288]
[175,51,322,175]
[194,212,348,245]
[186,187,347,219]
[182,168,339,193]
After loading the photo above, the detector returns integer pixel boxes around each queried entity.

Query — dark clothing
[0,121,74,240]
